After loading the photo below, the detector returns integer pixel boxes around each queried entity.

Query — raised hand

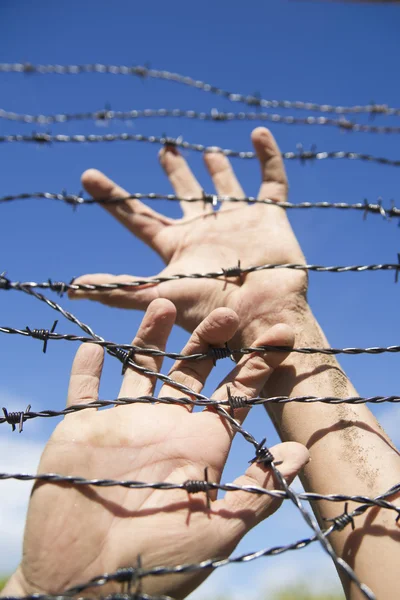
[5,300,308,600]
[69,128,307,344]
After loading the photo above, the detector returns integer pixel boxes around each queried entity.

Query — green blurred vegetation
[210,584,344,600]
[270,585,344,600]
[0,578,345,599]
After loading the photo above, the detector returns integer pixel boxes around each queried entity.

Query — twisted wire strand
[3,323,400,359]
[1,132,400,167]
[4,259,400,304]
[0,326,400,358]
[2,394,400,431]
[0,192,398,220]
[1,471,399,516]
[1,106,400,133]
[0,62,398,117]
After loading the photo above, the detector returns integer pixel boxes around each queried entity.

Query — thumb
[213,442,309,548]
[68,272,159,310]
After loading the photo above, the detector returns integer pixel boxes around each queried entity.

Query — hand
[8,300,308,599]
[69,128,307,344]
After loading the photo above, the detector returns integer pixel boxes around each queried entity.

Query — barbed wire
[0,62,398,117]
[1,61,395,600]
[4,322,400,360]
[1,470,399,514]
[3,259,400,303]
[0,291,382,596]
[0,191,398,220]
[1,132,400,167]
[1,106,400,133]
[0,274,384,597]
[0,305,377,598]
[2,393,400,432]
[4,131,400,168]
[56,469,378,600]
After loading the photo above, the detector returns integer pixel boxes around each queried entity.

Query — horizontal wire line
[0,472,398,514]
[0,62,398,117]
[1,132,400,167]
[3,260,400,301]
[2,323,400,358]
[0,192,398,219]
[1,106,400,133]
[1,394,400,429]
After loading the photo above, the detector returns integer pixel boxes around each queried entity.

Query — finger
[159,146,206,217]
[203,151,245,211]
[158,308,239,411]
[81,169,172,253]
[68,272,159,310]
[213,442,309,545]
[65,343,104,419]
[118,298,176,399]
[251,127,289,206]
[208,323,295,433]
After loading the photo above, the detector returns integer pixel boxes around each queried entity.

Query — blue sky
[1,1,400,597]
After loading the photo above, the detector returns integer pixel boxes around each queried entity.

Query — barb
[1,106,400,133]
[1,132,400,167]
[1,192,399,220]
[0,62,398,117]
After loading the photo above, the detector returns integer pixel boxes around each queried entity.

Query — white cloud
[375,404,400,448]
[0,438,45,574]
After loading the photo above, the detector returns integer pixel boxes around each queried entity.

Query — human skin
[1,300,308,599]
[61,127,400,599]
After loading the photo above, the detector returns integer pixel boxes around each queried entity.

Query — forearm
[240,301,400,600]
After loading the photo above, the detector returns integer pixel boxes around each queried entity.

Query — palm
[23,407,232,597]
[154,203,306,333]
